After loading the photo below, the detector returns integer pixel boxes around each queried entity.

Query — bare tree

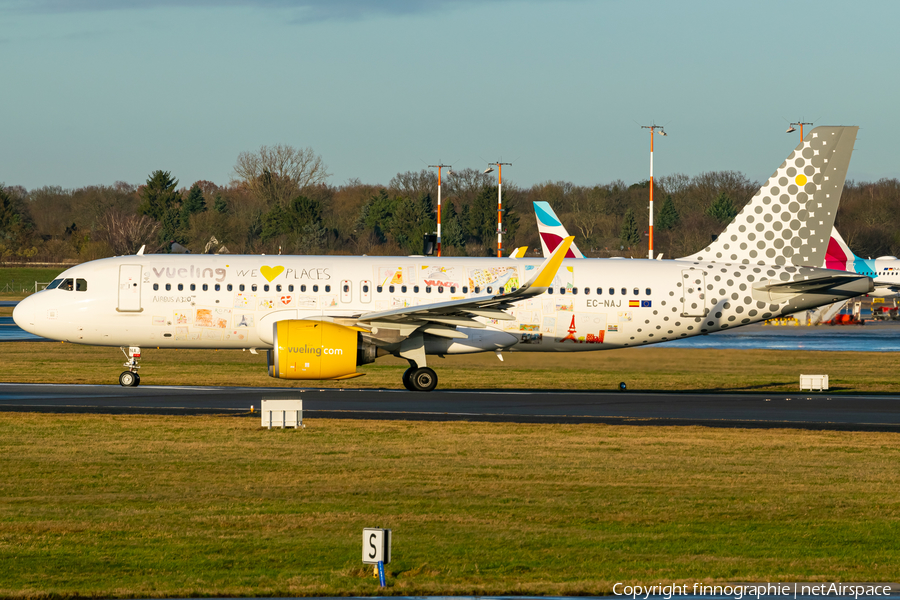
[97,209,160,255]
[233,144,330,207]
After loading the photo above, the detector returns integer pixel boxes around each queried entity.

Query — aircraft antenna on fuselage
[137,245,145,256]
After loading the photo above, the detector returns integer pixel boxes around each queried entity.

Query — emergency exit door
[118,265,143,312]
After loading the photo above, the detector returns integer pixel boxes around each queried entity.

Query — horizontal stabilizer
[753,274,872,302]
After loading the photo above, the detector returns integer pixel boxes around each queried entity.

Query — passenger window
[325,285,331,293]
[609,288,614,295]
[276,285,282,292]
[227,284,232,291]
[313,285,319,292]
[288,285,294,292]
[47,279,62,290]
[547,287,553,294]
[401,285,407,293]
[450,286,456,293]
[646,288,651,295]
[202,284,209,291]
[301,285,306,292]
[425,286,432,293]
[474,286,480,293]
[239,284,245,292]
[377,286,383,293]
[438,286,444,293]
[178,283,184,291]
[559,287,566,295]
[165,283,171,291]
[486,286,493,294]
[414,285,420,293]
[462,286,468,294]
[215,284,221,291]
[363,285,369,293]
[597,288,603,295]
[153,283,159,291]
[571,288,577,295]
[343,284,349,293]
[264,284,269,292]
[633,288,639,296]
[251,284,257,292]
[584,287,590,295]
[389,285,395,293]
[76,279,87,292]
[190,284,196,291]
[621,288,627,295]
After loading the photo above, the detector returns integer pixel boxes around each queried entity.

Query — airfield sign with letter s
[362,528,391,564]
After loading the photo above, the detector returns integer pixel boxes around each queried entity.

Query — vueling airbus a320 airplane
[14,126,872,391]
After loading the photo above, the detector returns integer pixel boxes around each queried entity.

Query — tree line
[2,144,900,263]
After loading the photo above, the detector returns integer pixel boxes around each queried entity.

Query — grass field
[0,267,65,298]
[0,414,897,598]
[1,341,900,393]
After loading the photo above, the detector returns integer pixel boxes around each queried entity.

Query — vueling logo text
[284,344,343,357]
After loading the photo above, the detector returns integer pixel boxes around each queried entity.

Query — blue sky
[1,0,898,191]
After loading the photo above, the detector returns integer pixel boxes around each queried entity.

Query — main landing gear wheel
[409,367,438,392]
[119,371,139,387]
[402,367,415,391]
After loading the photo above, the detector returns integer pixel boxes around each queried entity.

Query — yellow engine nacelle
[268,320,378,380]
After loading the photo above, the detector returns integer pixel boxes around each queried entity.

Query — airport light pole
[786,121,813,140]
[484,162,512,258]
[640,124,666,260]
[428,163,452,257]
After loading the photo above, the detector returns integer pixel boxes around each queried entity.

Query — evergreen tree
[656,194,680,231]
[138,170,182,246]
[212,193,228,214]
[180,184,207,231]
[260,204,290,241]
[389,194,435,254]
[441,203,467,252]
[360,190,397,243]
[706,192,737,223]
[619,208,641,248]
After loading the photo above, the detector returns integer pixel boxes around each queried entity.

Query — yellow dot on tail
[796,174,807,186]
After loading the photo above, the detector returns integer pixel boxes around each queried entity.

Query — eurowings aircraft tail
[825,226,860,271]
[684,126,858,266]
[534,201,584,258]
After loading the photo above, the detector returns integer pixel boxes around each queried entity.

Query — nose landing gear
[119,346,142,387]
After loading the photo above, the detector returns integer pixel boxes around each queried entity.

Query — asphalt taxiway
[1,383,900,431]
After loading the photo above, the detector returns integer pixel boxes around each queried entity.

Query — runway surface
[2,383,900,431]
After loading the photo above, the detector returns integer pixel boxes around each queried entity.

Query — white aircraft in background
[15,126,871,391]
[825,226,900,296]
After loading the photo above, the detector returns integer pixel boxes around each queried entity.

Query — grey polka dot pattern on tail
[685,127,857,268]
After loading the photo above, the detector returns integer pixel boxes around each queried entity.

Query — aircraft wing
[357,237,573,336]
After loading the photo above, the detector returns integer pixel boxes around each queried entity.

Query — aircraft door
[681,269,707,317]
[360,279,372,303]
[340,279,352,303]
[118,265,143,312]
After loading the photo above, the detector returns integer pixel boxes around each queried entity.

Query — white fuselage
[14,253,864,354]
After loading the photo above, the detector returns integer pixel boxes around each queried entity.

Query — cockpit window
[46,279,62,290]
[76,279,88,292]
[61,278,74,291]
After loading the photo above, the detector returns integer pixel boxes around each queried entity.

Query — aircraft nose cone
[12,297,37,334]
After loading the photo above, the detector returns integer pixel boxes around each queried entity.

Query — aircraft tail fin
[534,201,585,258]
[825,227,858,270]
[684,126,858,267]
